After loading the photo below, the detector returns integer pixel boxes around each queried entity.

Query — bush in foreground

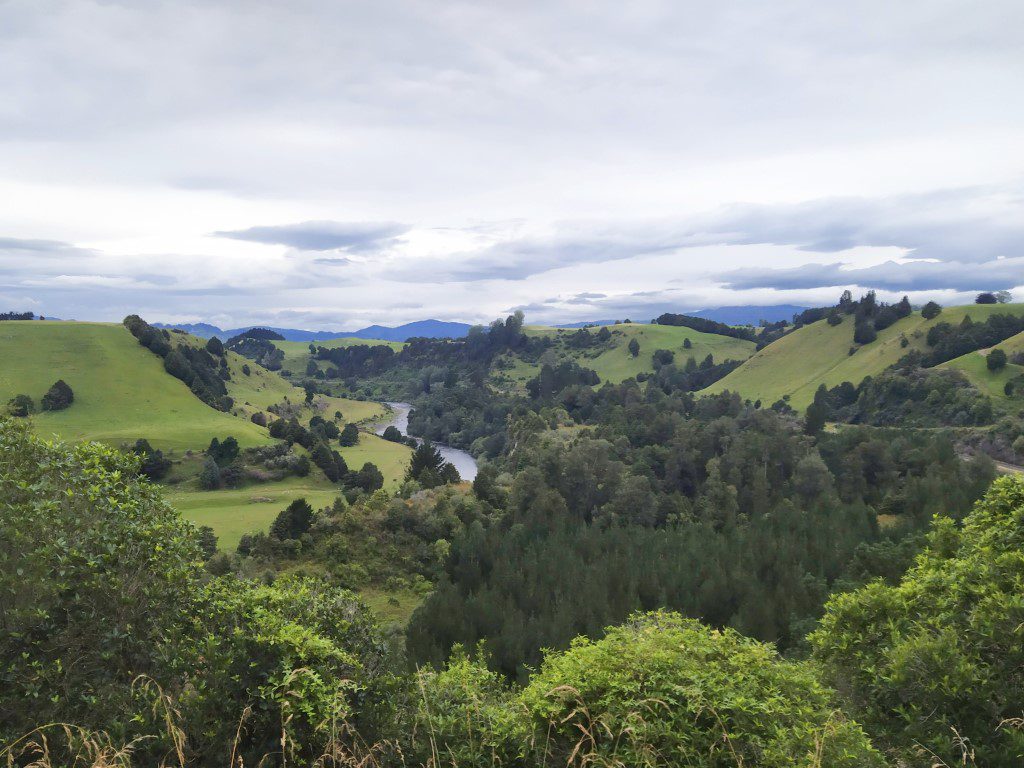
[812,475,1024,766]
[415,611,882,767]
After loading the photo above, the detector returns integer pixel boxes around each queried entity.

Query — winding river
[373,401,478,481]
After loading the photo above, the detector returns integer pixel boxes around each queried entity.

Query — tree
[596,326,611,343]
[921,300,942,319]
[206,435,239,466]
[382,425,404,442]
[131,438,171,480]
[804,385,829,435]
[987,347,1007,371]
[812,476,1024,765]
[853,320,877,344]
[683,337,692,349]
[6,394,34,417]
[197,525,218,558]
[627,337,640,357]
[975,291,998,304]
[40,379,74,411]
[205,336,224,355]
[339,422,360,447]
[996,289,1013,304]
[241,363,251,376]
[270,497,314,540]
[199,455,221,489]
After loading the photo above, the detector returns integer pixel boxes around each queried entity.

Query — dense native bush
[412,612,882,768]
[812,475,1024,766]
[0,419,202,739]
[655,312,759,341]
[525,361,599,399]
[0,420,391,765]
[130,437,172,480]
[822,367,994,427]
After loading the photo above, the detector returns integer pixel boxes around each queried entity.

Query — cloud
[214,221,409,252]
[718,258,1024,292]
[0,237,95,258]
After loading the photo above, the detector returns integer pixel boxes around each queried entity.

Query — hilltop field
[703,303,1024,410]
[492,321,757,390]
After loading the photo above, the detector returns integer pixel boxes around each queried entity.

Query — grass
[0,321,272,451]
[167,474,342,549]
[941,331,1024,400]
[274,337,405,376]
[359,587,424,625]
[704,304,1024,411]
[338,431,412,490]
[494,322,756,390]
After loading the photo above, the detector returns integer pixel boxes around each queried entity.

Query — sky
[1,0,1023,331]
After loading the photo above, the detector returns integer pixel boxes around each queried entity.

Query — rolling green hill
[274,336,405,376]
[941,330,1024,400]
[0,321,272,451]
[704,303,1024,410]
[493,322,757,390]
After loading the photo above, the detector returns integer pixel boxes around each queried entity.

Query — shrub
[523,612,882,766]
[40,379,73,411]
[0,419,202,736]
[921,300,942,320]
[6,393,34,417]
[628,337,640,357]
[198,455,221,489]
[812,476,1024,765]
[987,347,1007,370]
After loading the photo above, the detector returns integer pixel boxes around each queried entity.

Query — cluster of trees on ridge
[123,314,234,411]
[5,379,74,417]
[3,417,1024,766]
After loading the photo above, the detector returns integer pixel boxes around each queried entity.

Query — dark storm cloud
[719,258,1024,292]
[214,221,409,252]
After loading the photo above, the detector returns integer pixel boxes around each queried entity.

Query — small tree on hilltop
[205,336,224,355]
[976,292,998,304]
[40,379,74,411]
[921,300,942,320]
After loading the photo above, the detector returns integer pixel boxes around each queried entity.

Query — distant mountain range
[556,305,810,329]
[153,319,473,342]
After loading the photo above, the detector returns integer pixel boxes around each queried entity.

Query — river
[372,401,478,481]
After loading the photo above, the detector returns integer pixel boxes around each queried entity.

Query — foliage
[5,393,34,417]
[270,497,315,540]
[130,438,172,480]
[0,419,202,738]
[407,442,460,488]
[987,347,1008,370]
[921,300,942,319]
[339,422,360,446]
[520,611,882,767]
[812,476,1024,765]
[628,337,640,357]
[976,291,998,304]
[198,455,221,489]
[41,378,74,411]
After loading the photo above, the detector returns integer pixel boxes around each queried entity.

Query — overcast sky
[1,0,1023,330]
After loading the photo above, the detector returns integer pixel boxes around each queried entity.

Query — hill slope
[493,322,756,390]
[704,303,1024,410]
[0,321,271,450]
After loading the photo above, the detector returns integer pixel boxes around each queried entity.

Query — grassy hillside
[168,474,342,549]
[339,431,413,490]
[0,321,271,451]
[704,303,1024,410]
[494,322,756,390]
[941,330,1024,400]
[274,336,405,376]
